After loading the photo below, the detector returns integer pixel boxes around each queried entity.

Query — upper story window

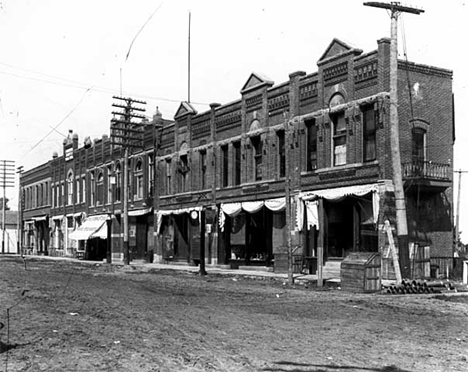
[200,151,207,190]
[34,185,38,208]
[412,128,426,162]
[96,171,104,206]
[60,182,65,206]
[55,184,60,207]
[332,112,346,166]
[277,130,286,178]
[89,172,95,206]
[178,154,190,193]
[75,177,80,204]
[251,136,263,181]
[115,163,121,202]
[362,105,377,162]
[39,184,44,207]
[67,170,74,205]
[165,159,172,195]
[148,154,154,197]
[45,181,49,206]
[106,166,112,204]
[81,175,86,204]
[305,118,317,171]
[50,186,55,209]
[134,159,143,200]
[233,141,241,186]
[221,145,229,187]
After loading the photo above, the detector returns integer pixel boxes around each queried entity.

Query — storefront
[297,183,381,262]
[32,216,49,255]
[128,207,153,262]
[218,198,286,268]
[156,206,203,264]
[69,214,109,260]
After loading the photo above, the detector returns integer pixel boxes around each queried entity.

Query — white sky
[1,0,467,239]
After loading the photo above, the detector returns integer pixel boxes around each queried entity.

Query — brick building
[19,37,454,279]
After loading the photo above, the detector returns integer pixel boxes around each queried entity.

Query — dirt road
[1,256,467,371]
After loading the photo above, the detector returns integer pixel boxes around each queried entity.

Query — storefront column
[317,198,324,287]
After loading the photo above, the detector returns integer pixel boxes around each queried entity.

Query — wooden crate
[340,252,381,292]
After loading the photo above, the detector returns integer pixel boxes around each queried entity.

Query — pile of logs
[382,279,456,295]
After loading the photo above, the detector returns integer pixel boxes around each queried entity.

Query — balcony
[402,161,451,193]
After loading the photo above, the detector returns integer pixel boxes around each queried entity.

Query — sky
[1,0,467,238]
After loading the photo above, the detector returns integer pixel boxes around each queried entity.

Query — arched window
[134,159,143,200]
[97,171,104,205]
[107,166,112,204]
[115,163,121,202]
[148,154,154,197]
[90,171,95,206]
[67,170,74,205]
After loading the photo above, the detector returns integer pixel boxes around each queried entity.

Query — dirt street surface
[1,256,467,372]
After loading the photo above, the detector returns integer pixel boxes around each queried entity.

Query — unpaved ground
[0,256,467,372]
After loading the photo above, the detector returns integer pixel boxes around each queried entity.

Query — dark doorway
[174,214,189,261]
[129,215,149,261]
[86,238,106,261]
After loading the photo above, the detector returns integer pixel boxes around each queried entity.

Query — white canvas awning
[219,197,286,231]
[128,207,152,217]
[297,184,380,230]
[299,183,379,201]
[32,215,48,222]
[69,214,109,240]
[156,206,202,235]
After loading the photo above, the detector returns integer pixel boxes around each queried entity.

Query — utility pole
[110,96,147,265]
[364,1,424,278]
[283,111,294,285]
[0,160,15,254]
[17,166,24,256]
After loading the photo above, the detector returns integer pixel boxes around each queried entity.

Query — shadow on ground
[263,361,412,372]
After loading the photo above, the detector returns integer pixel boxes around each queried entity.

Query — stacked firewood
[382,279,456,295]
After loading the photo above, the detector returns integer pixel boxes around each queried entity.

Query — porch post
[317,198,324,287]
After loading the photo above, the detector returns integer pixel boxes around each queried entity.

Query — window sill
[315,160,378,174]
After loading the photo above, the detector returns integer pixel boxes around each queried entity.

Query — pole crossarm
[110,96,146,265]
[363,2,424,15]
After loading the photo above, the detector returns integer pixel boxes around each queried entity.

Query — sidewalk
[19,254,339,286]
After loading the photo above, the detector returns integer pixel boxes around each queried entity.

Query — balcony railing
[402,161,450,180]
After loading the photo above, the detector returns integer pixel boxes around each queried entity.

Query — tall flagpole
[188,11,191,103]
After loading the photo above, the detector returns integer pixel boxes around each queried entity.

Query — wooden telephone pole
[110,96,147,265]
[364,2,424,278]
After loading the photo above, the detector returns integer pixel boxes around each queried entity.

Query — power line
[20,87,93,160]
[125,3,163,62]
[0,62,209,106]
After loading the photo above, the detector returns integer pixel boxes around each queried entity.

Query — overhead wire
[0,63,208,106]
[20,87,93,160]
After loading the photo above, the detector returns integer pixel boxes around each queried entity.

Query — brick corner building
[19,37,455,280]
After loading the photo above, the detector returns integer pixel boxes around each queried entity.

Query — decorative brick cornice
[398,60,453,78]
